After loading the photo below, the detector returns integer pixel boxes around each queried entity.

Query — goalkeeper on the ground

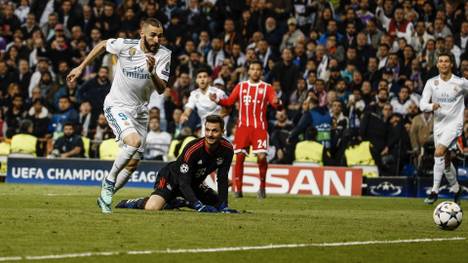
[116,115,238,213]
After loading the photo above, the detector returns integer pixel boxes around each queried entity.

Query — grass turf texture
[0,184,466,263]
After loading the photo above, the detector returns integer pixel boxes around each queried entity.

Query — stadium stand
[0,0,467,177]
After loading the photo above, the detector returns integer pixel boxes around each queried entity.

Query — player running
[180,68,228,135]
[116,115,237,213]
[420,52,468,205]
[67,18,171,213]
[210,61,282,198]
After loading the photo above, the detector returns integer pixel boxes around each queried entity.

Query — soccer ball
[433,201,463,230]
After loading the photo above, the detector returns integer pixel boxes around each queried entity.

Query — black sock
[116,197,149,209]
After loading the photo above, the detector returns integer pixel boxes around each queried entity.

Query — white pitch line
[0,237,465,262]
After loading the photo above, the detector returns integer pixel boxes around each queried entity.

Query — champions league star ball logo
[129,48,136,60]
[369,181,402,196]
[434,80,439,86]
[180,163,189,174]
[216,157,223,165]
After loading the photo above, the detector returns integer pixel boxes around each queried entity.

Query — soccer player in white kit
[67,18,171,213]
[180,68,228,135]
[419,52,467,205]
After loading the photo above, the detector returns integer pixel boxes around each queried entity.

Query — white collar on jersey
[247,80,263,86]
[438,74,454,83]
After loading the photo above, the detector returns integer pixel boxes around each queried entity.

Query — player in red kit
[210,61,282,198]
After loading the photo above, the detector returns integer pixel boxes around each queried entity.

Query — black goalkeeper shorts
[151,167,219,206]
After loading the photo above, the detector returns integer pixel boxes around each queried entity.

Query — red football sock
[258,157,268,189]
[234,153,245,192]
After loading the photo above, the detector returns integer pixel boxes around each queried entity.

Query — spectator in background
[21,13,40,40]
[330,100,349,165]
[0,61,18,95]
[15,0,31,24]
[28,58,52,97]
[360,88,392,175]
[51,96,78,135]
[288,77,308,117]
[270,109,293,164]
[77,67,111,115]
[51,122,84,158]
[271,48,300,105]
[10,119,39,157]
[390,86,417,116]
[280,17,305,51]
[27,98,50,139]
[206,37,225,69]
[385,113,411,176]
[263,17,283,51]
[17,59,32,97]
[289,96,332,152]
[4,95,26,135]
[388,6,413,43]
[167,108,184,137]
[144,117,172,161]
[410,111,433,160]
[78,100,96,138]
[26,98,50,156]
[0,3,21,41]
[96,2,121,39]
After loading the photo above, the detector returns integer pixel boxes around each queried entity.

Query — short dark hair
[248,60,263,69]
[63,122,75,129]
[196,67,211,76]
[141,18,162,28]
[437,52,454,63]
[19,119,33,133]
[205,115,224,129]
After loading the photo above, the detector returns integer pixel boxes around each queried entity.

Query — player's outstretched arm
[210,84,240,107]
[67,40,107,82]
[147,55,167,94]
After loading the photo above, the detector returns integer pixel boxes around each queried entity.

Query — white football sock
[432,156,445,193]
[114,169,132,192]
[445,162,460,193]
[106,145,138,182]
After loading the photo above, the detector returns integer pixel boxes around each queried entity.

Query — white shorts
[104,105,149,153]
[434,129,460,150]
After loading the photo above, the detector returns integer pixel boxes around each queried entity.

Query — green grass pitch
[0,184,467,263]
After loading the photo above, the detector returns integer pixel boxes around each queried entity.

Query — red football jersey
[218,80,281,130]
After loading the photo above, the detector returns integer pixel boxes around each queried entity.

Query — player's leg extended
[114,155,141,192]
[99,133,141,212]
[257,153,268,199]
[444,152,460,190]
[114,109,149,193]
[115,195,166,210]
[253,129,269,199]
[234,152,246,197]
[233,126,249,197]
[425,144,447,204]
[444,150,462,204]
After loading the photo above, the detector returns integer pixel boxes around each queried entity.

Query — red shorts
[233,126,268,155]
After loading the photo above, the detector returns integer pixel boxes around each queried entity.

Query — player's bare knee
[144,195,165,210]
[124,134,142,148]
[434,148,446,157]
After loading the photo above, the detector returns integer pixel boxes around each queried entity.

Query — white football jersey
[104,38,171,107]
[420,74,468,135]
[185,86,226,121]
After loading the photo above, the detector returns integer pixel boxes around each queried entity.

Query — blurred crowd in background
[1,0,468,176]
